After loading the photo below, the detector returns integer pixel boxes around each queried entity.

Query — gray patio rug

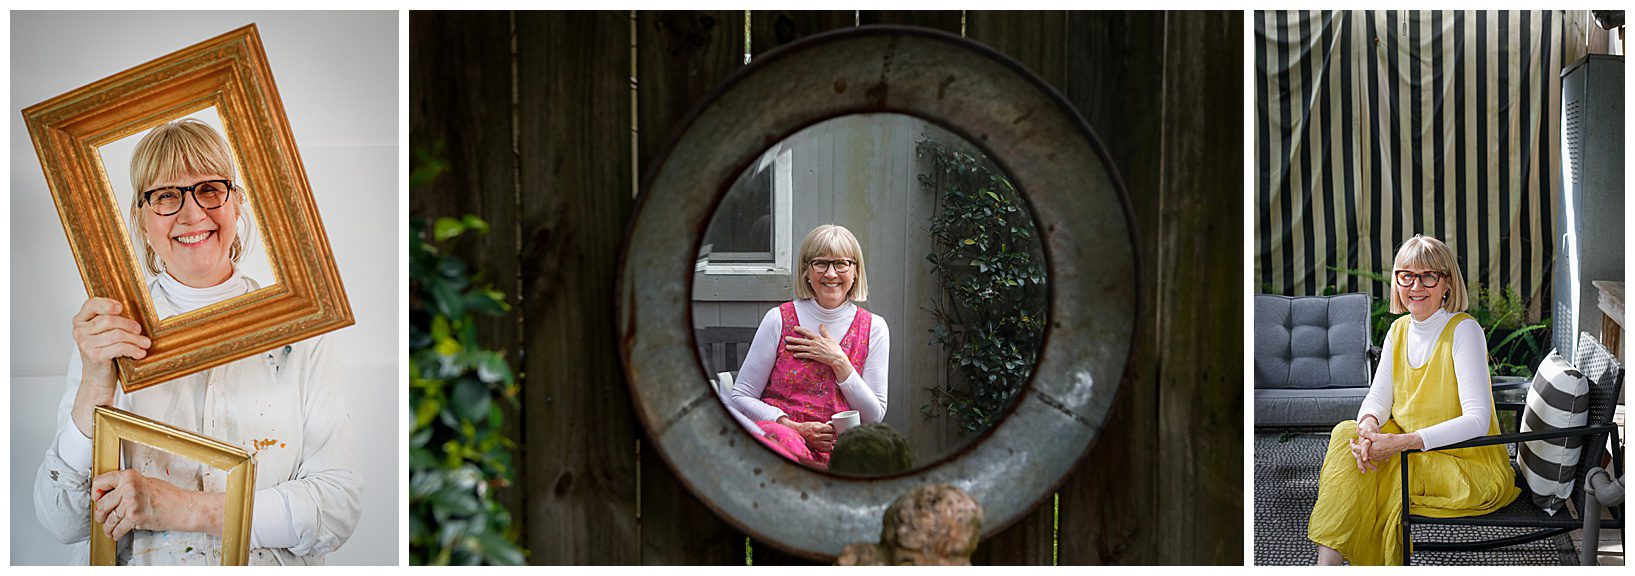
[1254,432,1577,566]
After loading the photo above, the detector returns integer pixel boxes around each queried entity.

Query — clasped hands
[1348,415,1423,474]
[92,469,224,540]
[784,324,855,382]
[777,416,835,454]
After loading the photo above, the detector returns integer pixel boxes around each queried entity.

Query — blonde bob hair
[126,118,250,276]
[1388,234,1468,314]
[794,224,868,302]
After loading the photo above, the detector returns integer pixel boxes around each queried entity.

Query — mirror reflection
[97,106,278,321]
[694,113,1048,476]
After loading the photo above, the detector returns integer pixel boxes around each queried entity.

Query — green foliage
[915,136,1047,433]
[409,212,524,566]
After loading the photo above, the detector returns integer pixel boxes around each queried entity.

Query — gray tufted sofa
[1254,293,1374,428]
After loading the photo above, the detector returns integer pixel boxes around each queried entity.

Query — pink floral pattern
[752,301,871,468]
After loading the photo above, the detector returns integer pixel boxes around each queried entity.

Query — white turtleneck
[150,269,260,315]
[729,299,891,424]
[1356,308,1493,450]
[54,269,297,550]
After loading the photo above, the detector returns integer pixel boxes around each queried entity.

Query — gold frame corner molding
[91,406,255,566]
[22,23,352,392]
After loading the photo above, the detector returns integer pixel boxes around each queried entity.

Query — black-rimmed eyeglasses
[809,258,855,273]
[1393,270,1446,288]
[141,180,234,216]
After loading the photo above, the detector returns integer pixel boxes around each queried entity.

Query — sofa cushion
[1254,293,1372,390]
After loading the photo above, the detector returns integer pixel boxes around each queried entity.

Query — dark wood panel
[962,9,1069,566]
[1056,11,1167,565]
[858,10,963,33]
[964,11,1067,88]
[1153,10,1245,565]
[634,9,751,565]
[636,10,748,175]
[750,10,855,57]
[516,11,641,564]
[407,10,529,548]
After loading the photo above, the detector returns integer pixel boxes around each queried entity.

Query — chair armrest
[1407,423,1620,453]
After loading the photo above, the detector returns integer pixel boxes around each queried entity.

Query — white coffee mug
[828,410,861,436]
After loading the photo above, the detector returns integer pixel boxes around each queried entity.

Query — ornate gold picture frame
[91,406,255,565]
[22,24,352,392]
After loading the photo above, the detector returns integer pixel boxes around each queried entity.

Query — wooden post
[1056,11,1167,565]
[1154,11,1245,565]
[516,11,643,564]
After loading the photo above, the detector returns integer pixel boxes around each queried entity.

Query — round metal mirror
[619,26,1137,559]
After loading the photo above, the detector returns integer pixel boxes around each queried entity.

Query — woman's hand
[787,325,854,382]
[91,469,223,540]
[1358,429,1424,463]
[1348,435,1378,474]
[70,298,150,437]
[1347,415,1383,473]
[777,416,835,453]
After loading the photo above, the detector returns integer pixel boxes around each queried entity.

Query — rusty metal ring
[618,26,1137,560]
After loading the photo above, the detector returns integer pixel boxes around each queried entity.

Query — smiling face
[805,253,857,309]
[140,173,239,287]
[1387,235,1467,320]
[1394,267,1448,321]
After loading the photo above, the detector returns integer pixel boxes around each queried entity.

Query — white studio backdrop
[9,11,398,565]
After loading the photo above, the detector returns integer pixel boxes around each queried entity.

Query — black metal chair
[1399,332,1625,564]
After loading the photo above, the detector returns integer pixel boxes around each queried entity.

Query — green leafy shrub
[408,213,525,565]
[915,136,1047,433]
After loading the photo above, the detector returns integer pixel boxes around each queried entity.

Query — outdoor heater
[1553,54,1624,360]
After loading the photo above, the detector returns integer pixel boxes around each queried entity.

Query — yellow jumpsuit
[1307,313,1520,565]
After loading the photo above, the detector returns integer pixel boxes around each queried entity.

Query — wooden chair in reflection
[695,326,761,430]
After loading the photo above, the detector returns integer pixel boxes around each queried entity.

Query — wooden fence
[410,10,1243,565]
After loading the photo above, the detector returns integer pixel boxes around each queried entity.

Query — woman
[729,224,890,468]
[1308,235,1519,565]
[33,119,362,565]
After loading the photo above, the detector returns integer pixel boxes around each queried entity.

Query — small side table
[1592,280,1623,362]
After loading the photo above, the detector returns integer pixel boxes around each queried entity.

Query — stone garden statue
[836,483,983,565]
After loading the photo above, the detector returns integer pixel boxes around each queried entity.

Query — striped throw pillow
[1517,350,1591,515]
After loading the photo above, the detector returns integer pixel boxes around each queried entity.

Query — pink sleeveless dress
[753,301,872,468]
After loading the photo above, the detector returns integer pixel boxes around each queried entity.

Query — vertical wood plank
[963,9,1069,566]
[516,11,640,564]
[964,11,1068,88]
[635,9,750,565]
[637,10,748,172]
[1155,11,1245,565]
[1056,10,1167,565]
[858,10,964,33]
[407,10,529,549]
[750,10,855,56]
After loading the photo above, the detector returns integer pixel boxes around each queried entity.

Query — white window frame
[703,146,792,276]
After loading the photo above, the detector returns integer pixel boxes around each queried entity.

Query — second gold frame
[91,406,255,566]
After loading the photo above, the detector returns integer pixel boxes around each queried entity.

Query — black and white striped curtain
[1255,10,1567,314]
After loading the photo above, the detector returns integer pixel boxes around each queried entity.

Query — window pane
[704,161,773,258]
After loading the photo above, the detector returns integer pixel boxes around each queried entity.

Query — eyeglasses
[141,180,234,216]
[809,258,855,273]
[1394,270,1446,288]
